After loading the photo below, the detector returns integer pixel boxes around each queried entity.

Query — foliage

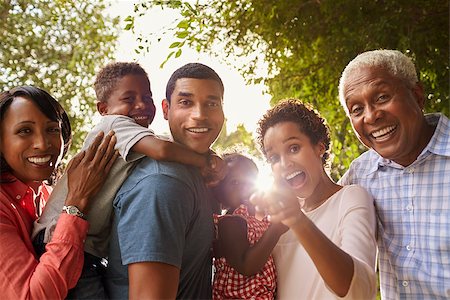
[213,123,261,159]
[0,0,119,154]
[127,0,449,178]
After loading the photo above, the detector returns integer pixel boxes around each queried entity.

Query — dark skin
[96,74,227,185]
[213,158,288,276]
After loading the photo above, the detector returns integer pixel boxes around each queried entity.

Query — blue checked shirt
[340,113,450,299]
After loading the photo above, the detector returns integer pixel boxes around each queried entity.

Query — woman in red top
[0,86,118,299]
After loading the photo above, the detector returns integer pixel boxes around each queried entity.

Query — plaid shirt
[213,205,276,299]
[340,113,450,299]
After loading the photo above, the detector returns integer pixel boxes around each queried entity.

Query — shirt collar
[0,172,31,203]
[421,113,450,157]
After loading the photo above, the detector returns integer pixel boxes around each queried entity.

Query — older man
[339,49,449,299]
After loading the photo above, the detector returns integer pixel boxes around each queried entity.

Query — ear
[97,101,108,115]
[162,99,169,120]
[411,82,425,110]
[315,142,326,159]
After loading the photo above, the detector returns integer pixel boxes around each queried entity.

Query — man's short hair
[165,63,224,103]
[338,49,418,113]
[94,62,149,103]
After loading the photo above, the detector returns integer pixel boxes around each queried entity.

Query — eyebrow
[15,120,59,126]
[176,91,222,101]
[177,91,194,98]
[120,90,153,96]
[264,136,300,153]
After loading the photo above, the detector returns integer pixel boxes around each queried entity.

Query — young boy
[32,62,226,299]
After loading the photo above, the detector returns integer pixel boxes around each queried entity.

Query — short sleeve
[115,174,195,268]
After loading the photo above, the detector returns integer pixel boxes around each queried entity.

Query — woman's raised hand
[65,131,118,213]
[250,181,303,227]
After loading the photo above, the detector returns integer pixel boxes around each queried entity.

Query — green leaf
[177,20,189,29]
[176,31,188,38]
[169,41,180,48]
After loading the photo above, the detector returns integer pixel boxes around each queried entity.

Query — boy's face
[97,74,156,127]
[162,78,224,154]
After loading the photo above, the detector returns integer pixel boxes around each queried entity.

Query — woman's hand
[250,182,304,227]
[65,131,118,213]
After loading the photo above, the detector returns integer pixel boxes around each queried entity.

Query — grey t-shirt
[32,115,155,258]
[105,157,214,299]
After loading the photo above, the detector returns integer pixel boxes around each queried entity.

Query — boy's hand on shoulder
[201,153,228,187]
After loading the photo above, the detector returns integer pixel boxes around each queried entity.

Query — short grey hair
[338,49,418,114]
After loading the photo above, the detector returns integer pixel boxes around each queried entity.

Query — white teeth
[28,156,51,164]
[372,125,396,138]
[188,128,208,133]
[133,116,148,120]
[285,171,303,180]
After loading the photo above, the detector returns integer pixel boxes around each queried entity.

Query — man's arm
[132,136,208,168]
[128,262,179,300]
[132,136,227,184]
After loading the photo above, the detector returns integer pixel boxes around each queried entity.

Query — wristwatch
[62,205,86,220]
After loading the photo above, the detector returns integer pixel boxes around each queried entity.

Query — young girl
[212,152,287,300]
[251,99,377,299]
[0,86,117,299]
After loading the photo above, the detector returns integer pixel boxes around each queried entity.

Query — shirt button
[406,204,413,211]
[16,195,21,200]
[407,168,415,174]
[406,245,412,251]
[402,280,409,287]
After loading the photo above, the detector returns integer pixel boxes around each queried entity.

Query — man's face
[162,78,224,154]
[343,66,426,166]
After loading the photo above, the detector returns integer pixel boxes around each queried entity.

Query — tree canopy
[129,0,449,178]
[1,0,119,154]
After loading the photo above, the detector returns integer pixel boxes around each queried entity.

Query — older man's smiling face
[344,66,427,166]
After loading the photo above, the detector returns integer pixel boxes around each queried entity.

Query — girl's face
[263,121,325,199]
[217,159,258,211]
[0,97,64,185]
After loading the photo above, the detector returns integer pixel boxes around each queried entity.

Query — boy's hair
[94,62,149,103]
[165,63,224,103]
[257,98,331,165]
[338,49,418,114]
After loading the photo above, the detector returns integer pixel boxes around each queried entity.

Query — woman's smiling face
[0,96,63,184]
[263,121,325,199]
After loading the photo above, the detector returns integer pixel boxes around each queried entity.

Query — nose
[33,132,51,150]
[191,104,207,120]
[363,104,382,124]
[280,155,292,169]
[134,97,146,110]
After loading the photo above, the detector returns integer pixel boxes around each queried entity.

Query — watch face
[68,206,77,214]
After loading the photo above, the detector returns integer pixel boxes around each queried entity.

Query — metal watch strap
[62,205,86,220]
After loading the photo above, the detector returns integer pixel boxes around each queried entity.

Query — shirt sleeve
[108,116,155,162]
[335,185,377,299]
[0,204,88,300]
[115,174,195,268]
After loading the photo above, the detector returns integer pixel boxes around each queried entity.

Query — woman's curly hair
[256,98,331,165]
